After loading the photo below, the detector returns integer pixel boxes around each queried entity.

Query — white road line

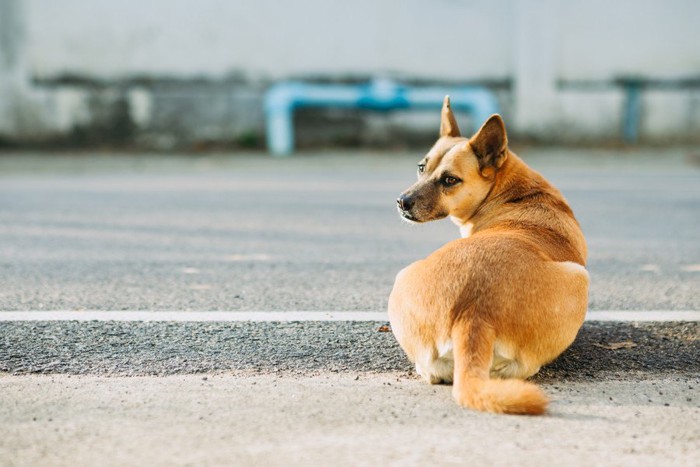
[0,311,388,322]
[585,311,700,322]
[0,310,698,322]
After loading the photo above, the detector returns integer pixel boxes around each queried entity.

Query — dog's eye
[417,164,426,174]
[442,175,460,187]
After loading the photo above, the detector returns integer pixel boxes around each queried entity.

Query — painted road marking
[0,311,387,322]
[0,310,698,322]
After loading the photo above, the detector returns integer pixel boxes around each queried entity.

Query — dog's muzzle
[397,195,418,221]
[396,195,414,211]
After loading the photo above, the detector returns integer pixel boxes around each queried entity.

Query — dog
[388,97,589,415]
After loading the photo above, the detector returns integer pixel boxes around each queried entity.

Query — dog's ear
[440,96,461,137]
[469,114,508,174]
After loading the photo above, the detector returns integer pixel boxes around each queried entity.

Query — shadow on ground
[535,321,699,381]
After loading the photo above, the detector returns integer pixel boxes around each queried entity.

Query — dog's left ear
[440,96,461,137]
[469,114,508,175]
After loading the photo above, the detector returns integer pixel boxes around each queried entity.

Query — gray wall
[2,0,700,147]
[25,0,700,81]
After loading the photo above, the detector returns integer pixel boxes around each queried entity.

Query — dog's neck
[451,151,587,264]
[450,152,550,236]
[450,217,474,238]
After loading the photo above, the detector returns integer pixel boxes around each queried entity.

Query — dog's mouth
[398,208,420,223]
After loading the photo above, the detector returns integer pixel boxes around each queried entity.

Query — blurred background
[0,0,698,314]
[1,0,699,151]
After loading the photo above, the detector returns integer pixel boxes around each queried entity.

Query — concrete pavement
[2,374,698,467]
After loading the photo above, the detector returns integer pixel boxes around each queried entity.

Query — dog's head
[396,97,509,224]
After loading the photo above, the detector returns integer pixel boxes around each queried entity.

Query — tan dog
[388,97,589,415]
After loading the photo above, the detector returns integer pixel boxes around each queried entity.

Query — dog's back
[468,152,587,265]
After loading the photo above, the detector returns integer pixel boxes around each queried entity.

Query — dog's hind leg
[415,340,455,384]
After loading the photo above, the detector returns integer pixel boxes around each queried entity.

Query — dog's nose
[397,195,414,211]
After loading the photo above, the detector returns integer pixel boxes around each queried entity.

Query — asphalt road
[0,148,698,311]
[1,321,698,378]
[1,149,699,466]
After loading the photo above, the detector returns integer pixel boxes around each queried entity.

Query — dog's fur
[388,97,589,415]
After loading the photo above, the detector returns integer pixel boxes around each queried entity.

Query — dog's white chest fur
[450,217,474,238]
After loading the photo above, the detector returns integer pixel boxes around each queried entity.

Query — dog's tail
[450,317,548,415]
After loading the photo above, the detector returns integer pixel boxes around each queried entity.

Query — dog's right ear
[469,114,508,175]
[440,96,461,137]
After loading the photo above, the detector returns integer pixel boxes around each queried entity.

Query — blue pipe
[264,79,499,156]
[622,82,642,144]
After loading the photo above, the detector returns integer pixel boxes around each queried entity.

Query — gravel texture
[1,321,698,379]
